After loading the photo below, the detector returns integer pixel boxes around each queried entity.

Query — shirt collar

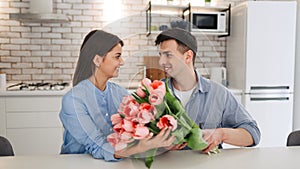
[167,69,211,94]
[85,79,110,95]
[194,69,211,94]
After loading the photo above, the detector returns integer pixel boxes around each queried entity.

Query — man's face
[158,39,188,78]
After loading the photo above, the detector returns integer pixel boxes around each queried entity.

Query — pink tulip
[133,124,150,139]
[118,95,135,113]
[149,90,164,105]
[107,132,120,147]
[111,114,122,125]
[113,122,124,134]
[139,103,154,111]
[122,119,136,132]
[122,101,139,119]
[136,87,146,98]
[121,95,135,105]
[149,80,166,96]
[136,109,154,124]
[141,78,152,88]
[157,115,177,131]
[135,103,155,124]
[120,131,134,143]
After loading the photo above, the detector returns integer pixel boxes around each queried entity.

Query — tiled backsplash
[0,0,238,85]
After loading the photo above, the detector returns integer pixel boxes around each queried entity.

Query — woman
[59,30,174,161]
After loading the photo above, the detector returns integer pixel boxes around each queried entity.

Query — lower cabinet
[0,89,243,154]
[0,97,5,136]
[2,95,64,155]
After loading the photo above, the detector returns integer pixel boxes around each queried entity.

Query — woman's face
[98,43,124,79]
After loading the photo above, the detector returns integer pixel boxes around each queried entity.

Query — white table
[0,147,299,169]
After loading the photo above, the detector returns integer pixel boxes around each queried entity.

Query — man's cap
[155,28,197,54]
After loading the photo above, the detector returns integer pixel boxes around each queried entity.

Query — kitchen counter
[0,89,70,96]
[1,81,241,96]
[0,147,299,169]
[0,81,138,96]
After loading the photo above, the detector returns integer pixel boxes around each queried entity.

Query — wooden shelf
[146,30,228,36]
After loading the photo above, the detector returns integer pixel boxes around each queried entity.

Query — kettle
[209,67,227,86]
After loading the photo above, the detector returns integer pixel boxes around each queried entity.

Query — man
[155,28,260,153]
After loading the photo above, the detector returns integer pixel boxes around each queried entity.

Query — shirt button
[105,113,108,116]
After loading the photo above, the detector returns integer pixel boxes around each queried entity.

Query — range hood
[9,0,70,23]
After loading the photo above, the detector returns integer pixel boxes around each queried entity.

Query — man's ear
[185,50,194,64]
[93,55,102,67]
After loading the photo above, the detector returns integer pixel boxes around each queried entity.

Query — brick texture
[0,0,237,85]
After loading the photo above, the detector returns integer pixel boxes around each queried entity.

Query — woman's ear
[93,55,102,67]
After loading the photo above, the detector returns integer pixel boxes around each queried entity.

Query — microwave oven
[190,12,226,32]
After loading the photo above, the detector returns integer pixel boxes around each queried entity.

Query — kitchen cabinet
[0,94,64,155]
[0,97,5,136]
[0,87,242,155]
[145,1,231,37]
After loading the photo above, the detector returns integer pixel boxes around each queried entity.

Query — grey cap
[155,28,197,54]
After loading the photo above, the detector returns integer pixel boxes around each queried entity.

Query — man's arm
[202,128,253,153]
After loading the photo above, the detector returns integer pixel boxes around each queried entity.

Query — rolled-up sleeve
[223,91,261,146]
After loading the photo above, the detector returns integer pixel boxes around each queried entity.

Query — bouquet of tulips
[107,78,218,168]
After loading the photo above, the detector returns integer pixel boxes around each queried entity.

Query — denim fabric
[59,79,129,161]
[166,70,261,146]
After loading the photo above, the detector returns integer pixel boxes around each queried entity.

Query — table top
[0,147,299,169]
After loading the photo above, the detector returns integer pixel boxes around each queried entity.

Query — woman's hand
[137,127,175,151]
[114,127,175,158]
[166,142,187,150]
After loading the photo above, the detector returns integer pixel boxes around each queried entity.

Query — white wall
[0,0,230,84]
[293,0,300,130]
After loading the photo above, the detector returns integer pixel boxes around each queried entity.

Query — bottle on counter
[0,72,7,91]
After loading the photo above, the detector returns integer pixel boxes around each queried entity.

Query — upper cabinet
[145,1,231,37]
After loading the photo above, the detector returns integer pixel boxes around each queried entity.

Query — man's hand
[202,129,223,153]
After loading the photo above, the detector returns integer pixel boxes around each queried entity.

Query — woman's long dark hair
[72,30,123,86]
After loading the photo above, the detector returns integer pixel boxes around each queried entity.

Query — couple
[59,28,260,161]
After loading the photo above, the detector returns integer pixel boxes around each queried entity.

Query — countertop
[0,82,241,96]
[0,87,71,96]
[0,147,299,169]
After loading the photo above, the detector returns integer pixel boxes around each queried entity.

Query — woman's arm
[60,93,118,161]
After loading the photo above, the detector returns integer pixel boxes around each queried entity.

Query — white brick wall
[0,0,238,85]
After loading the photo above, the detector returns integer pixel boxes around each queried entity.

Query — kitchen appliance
[190,11,226,32]
[9,0,69,23]
[226,1,297,147]
[209,67,227,86]
[6,82,69,91]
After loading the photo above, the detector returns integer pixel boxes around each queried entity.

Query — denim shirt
[166,70,261,146]
[59,79,129,161]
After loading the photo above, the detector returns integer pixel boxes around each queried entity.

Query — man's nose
[158,56,165,67]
